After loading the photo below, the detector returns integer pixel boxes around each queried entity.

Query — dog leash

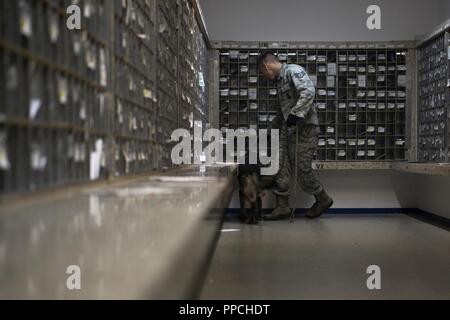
[290,125,299,223]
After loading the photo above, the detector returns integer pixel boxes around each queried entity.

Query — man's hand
[287,114,300,127]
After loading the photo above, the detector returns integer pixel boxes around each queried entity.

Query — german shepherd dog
[237,116,280,224]
[238,164,264,224]
[238,164,277,224]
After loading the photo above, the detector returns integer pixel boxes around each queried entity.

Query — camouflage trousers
[275,123,324,198]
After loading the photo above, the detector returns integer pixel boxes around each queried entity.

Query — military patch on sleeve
[292,71,306,80]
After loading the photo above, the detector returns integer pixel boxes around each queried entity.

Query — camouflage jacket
[277,64,319,126]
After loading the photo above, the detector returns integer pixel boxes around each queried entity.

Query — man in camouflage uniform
[257,52,334,220]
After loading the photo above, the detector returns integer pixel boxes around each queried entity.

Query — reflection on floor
[201,214,450,300]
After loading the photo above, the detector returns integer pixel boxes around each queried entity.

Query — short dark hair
[257,52,280,67]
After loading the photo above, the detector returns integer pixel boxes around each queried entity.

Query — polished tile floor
[201,214,450,300]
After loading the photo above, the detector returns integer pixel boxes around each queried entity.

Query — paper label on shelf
[339,65,347,72]
[31,143,47,171]
[19,0,32,37]
[230,51,239,59]
[249,89,258,100]
[0,131,10,170]
[90,139,104,180]
[29,99,42,120]
[358,75,366,87]
[73,35,81,55]
[327,76,335,88]
[58,77,68,105]
[6,65,19,90]
[86,48,97,71]
[49,13,60,43]
[84,2,92,18]
[327,63,337,76]
[98,94,105,117]
[100,49,107,87]
[240,66,248,73]
[143,89,153,99]
[198,72,205,88]
[398,75,407,87]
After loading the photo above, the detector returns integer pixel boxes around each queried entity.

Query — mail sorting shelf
[219,51,279,131]
[178,1,210,132]
[192,17,210,128]
[0,0,211,194]
[0,0,109,194]
[218,48,407,161]
[157,41,178,169]
[114,0,158,175]
[157,0,178,135]
[178,0,197,131]
[418,31,450,163]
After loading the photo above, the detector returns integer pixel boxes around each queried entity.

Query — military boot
[264,194,291,221]
[306,189,334,219]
